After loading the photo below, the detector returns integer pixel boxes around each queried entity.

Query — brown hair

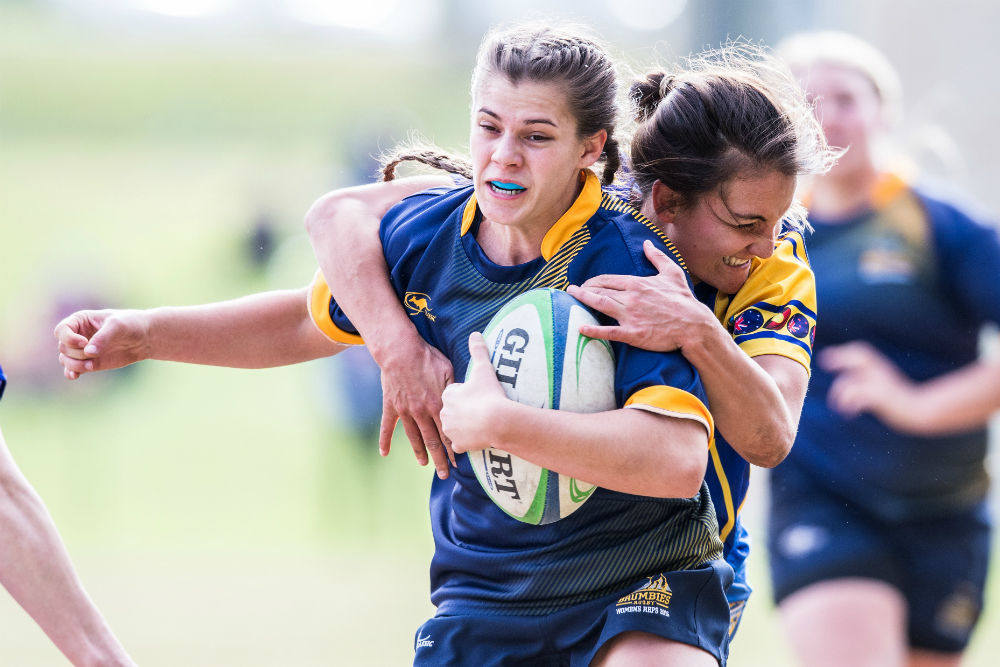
[381,23,621,185]
[628,45,839,229]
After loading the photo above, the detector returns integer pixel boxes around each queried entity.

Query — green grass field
[0,6,997,665]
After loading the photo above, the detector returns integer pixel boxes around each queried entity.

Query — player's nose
[747,233,776,260]
[491,132,522,167]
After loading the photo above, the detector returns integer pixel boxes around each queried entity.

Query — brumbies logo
[404,292,436,321]
[616,574,672,616]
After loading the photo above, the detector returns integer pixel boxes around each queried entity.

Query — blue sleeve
[312,186,458,341]
[926,197,1000,326]
[379,187,455,290]
[571,216,713,435]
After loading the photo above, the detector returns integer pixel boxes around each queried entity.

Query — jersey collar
[460,170,602,261]
[871,172,908,209]
[800,172,909,211]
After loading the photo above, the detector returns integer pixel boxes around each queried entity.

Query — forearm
[145,288,342,368]
[304,177,451,363]
[682,322,798,467]
[0,431,134,667]
[907,358,1000,434]
[494,406,708,498]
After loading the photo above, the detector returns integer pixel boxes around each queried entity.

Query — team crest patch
[616,574,672,616]
[935,583,980,639]
[858,246,917,284]
[404,292,436,321]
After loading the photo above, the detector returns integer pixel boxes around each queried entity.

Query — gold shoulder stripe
[527,224,591,291]
[600,192,688,272]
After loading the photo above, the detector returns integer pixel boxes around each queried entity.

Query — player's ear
[578,129,607,168]
[650,180,682,225]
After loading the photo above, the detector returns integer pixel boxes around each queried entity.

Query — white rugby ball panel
[471,289,617,525]
[470,448,546,521]
[558,304,616,414]
[483,302,551,409]
[558,474,597,520]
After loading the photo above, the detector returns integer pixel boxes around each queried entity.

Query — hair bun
[630,70,677,122]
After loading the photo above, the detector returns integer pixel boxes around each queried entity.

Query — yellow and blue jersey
[309,171,723,616]
[779,175,1000,521]
[692,232,817,560]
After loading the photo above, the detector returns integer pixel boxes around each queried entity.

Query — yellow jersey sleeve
[624,386,715,443]
[716,231,817,373]
[307,270,365,346]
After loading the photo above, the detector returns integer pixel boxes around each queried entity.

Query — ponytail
[629,70,678,123]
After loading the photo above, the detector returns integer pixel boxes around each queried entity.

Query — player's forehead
[798,63,879,101]
[472,76,575,131]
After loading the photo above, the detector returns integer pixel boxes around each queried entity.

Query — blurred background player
[0,364,138,667]
[767,31,1000,667]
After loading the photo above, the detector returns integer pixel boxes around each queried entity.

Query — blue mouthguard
[491,181,526,191]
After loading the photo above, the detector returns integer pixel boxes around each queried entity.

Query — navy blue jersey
[309,171,722,616]
[780,175,1000,520]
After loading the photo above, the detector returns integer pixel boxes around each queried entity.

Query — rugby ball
[469,288,616,525]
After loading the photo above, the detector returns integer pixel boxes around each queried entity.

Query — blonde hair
[777,31,903,126]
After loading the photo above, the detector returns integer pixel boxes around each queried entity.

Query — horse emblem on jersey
[404,292,437,321]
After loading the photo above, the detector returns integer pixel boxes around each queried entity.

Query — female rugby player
[57,24,735,666]
[766,32,1000,667]
[304,46,834,640]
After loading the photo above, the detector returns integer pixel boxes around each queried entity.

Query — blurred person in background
[0,365,138,667]
[768,31,1000,667]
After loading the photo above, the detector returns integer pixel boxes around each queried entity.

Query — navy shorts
[412,560,734,667]
[768,468,991,653]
